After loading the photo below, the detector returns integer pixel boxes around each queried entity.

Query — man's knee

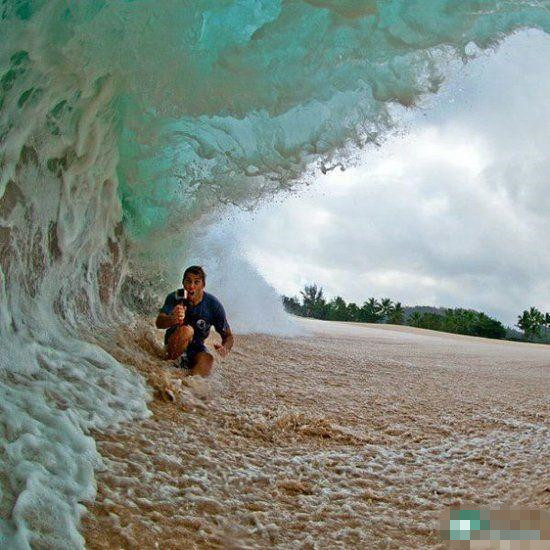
[181,325,194,340]
[165,325,194,359]
[191,352,214,377]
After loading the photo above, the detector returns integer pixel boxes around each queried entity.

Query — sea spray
[1,0,549,547]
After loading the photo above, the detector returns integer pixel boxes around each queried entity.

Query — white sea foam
[0,13,151,546]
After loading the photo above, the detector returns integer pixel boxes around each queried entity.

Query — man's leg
[165,325,194,360]
[190,351,214,377]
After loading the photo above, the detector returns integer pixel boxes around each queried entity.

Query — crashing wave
[0,0,549,547]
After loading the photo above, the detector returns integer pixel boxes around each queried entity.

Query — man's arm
[214,326,233,358]
[155,304,185,329]
[155,312,176,329]
[221,326,234,352]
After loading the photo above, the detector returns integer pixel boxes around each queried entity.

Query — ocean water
[0,1,549,547]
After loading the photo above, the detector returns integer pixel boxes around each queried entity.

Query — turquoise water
[0,1,549,547]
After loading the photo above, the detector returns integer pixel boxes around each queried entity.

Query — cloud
[223,29,550,327]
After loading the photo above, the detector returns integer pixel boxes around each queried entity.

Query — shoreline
[294,316,550,348]
[82,318,550,548]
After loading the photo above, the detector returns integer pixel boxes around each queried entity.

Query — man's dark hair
[183,265,206,283]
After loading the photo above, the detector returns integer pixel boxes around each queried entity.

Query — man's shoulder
[164,289,183,302]
[164,290,175,300]
[203,292,224,310]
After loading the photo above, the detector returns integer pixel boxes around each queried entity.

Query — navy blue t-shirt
[160,290,229,346]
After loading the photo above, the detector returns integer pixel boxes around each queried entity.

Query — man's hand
[214,343,228,358]
[214,328,233,359]
[155,303,186,329]
[172,304,186,325]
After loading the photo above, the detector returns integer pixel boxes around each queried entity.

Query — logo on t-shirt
[196,319,208,331]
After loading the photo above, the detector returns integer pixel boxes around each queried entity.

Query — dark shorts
[184,341,207,361]
[164,328,207,367]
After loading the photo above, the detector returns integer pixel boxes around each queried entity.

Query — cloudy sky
[212,30,550,329]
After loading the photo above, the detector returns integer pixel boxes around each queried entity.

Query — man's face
[183,273,205,303]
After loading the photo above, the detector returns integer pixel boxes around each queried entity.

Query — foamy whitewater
[0,1,549,547]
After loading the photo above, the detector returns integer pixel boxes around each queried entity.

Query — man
[156,266,233,376]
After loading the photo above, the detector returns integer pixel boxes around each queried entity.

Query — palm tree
[516,310,533,339]
[408,311,422,328]
[529,306,545,339]
[347,302,360,322]
[544,312,550,341]
[360,297,382,323]
[327,296,350,321]
[379,297,394,322]
[388,302,404,325]
[300,284,326,318]
[517,307,544,340]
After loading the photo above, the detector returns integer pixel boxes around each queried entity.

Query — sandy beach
[82,318,550,549]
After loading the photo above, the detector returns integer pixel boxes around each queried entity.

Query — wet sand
[82,318,550,549]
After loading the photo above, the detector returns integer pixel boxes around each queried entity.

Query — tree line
[283,284,549,342]
[516,307,550,341]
